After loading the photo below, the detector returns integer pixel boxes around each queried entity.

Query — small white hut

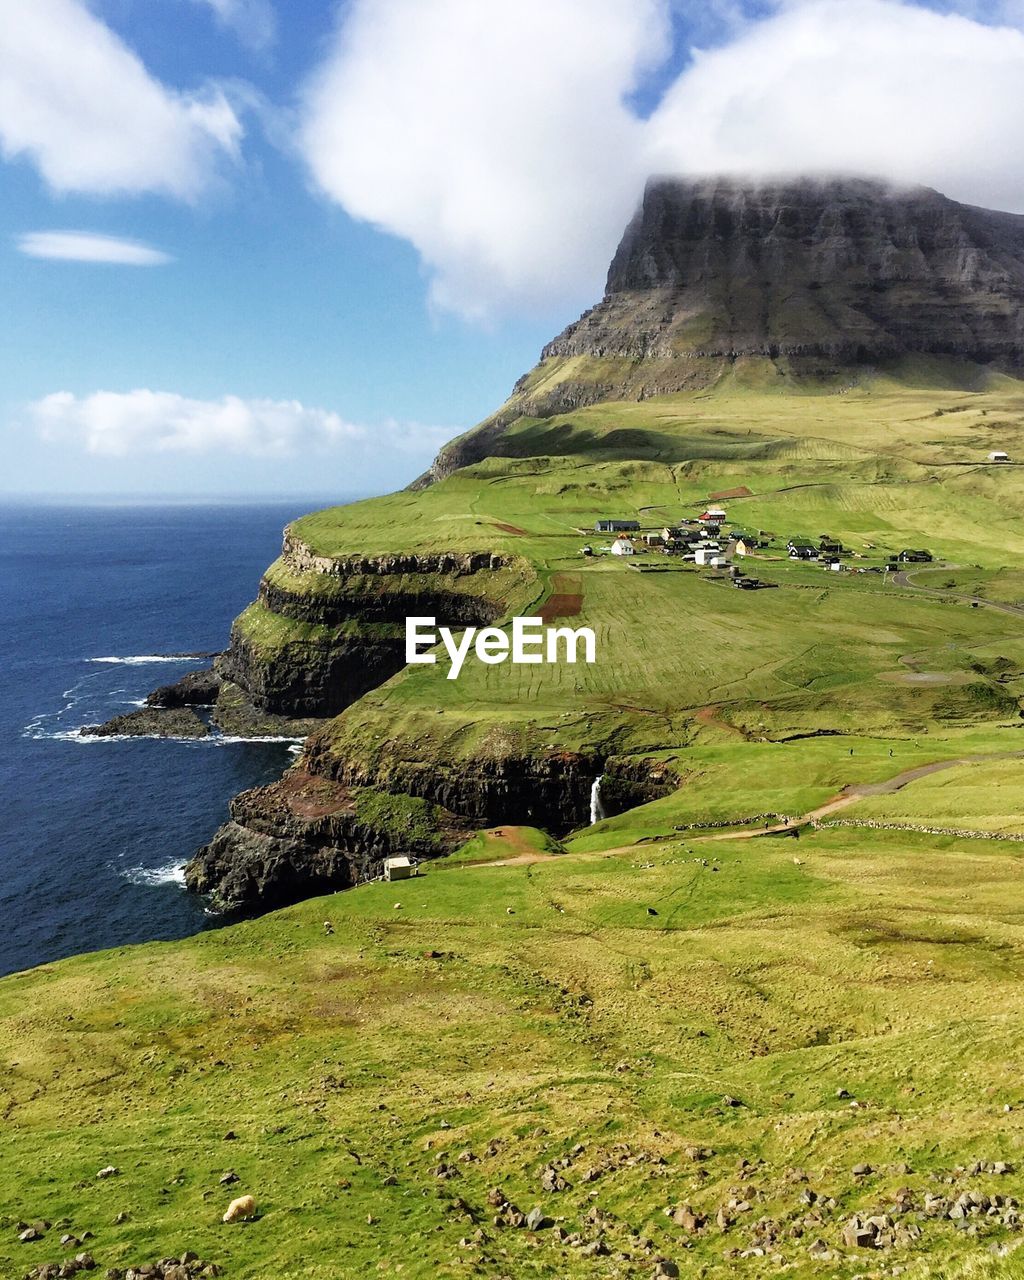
[610,537,635,556]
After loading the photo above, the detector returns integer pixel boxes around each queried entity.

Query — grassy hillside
[6,822,1024,1278]
[10,370,1024,1277]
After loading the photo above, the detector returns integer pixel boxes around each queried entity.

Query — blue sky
[3,0,1024,498]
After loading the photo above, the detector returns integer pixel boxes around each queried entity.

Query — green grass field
[9,368,1024,1278]
[6,824,1024,1278]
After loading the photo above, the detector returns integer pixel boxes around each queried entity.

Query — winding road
[893,565,1024,620]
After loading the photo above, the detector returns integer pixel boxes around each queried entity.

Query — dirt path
[703,752,1024,842]
[695,704,749,739]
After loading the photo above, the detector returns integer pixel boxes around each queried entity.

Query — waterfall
[590,776,606,825]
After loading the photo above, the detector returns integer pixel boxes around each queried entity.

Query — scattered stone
[540,1165,569,1193]
[852,1163,873,1177]
[670,1205,705,1233]
[842,1216,877,1249]
[526,1207,553,1231]
[218,1172,239,1186]
[722,1095,744,1108]
[654,1262,680,1278]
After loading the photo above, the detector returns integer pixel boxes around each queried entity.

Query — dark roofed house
[596,519,641,533]
[787,540,817,560]
[898,549,933,563]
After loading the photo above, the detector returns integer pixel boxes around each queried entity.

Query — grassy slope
[5,829,1024,1278]
[10,369,1024,1277]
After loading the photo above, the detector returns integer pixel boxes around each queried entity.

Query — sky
[3,0,1024,499]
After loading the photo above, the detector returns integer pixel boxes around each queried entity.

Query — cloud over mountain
[298,0,1024,319]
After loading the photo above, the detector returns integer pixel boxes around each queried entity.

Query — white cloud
[299,0,671,321]
[28,390,451,460]
[16,231,172,266]
[646,0,1024,214]
[191,0,277,51]
[298,0,1024,319]
[0,0,243,198]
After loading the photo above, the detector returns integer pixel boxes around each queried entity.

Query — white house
[610,537,635,556]
[695,547,728,566]
[384,856,415,882]
[989,451,1011,463]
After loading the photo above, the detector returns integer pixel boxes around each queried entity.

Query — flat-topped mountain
[430,176,1024,478]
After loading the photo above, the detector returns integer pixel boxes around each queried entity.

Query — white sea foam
[33,729,306,746]
[88,655,206,666]
[122,862,186,888]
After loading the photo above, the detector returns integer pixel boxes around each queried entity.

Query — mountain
[430,176,1024,478]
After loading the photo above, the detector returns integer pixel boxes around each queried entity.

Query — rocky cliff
[428,176,1024,478]
[185,768,471,912]
[219,530,526,719]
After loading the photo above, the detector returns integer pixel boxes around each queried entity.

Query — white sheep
[223,1194,257,1223]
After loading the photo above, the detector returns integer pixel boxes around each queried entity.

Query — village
[582,508,935,590]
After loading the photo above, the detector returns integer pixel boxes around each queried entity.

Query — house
[661,526,682,542]
[700,506,727,523]
[733,538,753,556]
[788,540,817,560]
[695,547,728,567]
[989,451,1011,463]
[383,856,415,882]
[596,519,640,533]
[610,537,635,556]
[642,533,664,547]
[819,538,844,556]
[898,549,933,563]
[824,560,844,572]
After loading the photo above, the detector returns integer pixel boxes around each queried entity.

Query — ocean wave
[88,655,207,666]
[121,861,186,888]
[29,728,305,745]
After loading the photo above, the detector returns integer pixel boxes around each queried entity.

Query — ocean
[0,500,348,978]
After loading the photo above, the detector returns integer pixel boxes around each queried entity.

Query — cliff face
[219,531,522,719]
[428,176,1024,478]
[186,751,678,910]
[185,768,471,912]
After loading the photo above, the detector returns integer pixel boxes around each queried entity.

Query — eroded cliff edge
[183,524,677,910]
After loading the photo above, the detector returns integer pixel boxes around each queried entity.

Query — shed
[384,856,415,882]
[989,451,1011,463]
